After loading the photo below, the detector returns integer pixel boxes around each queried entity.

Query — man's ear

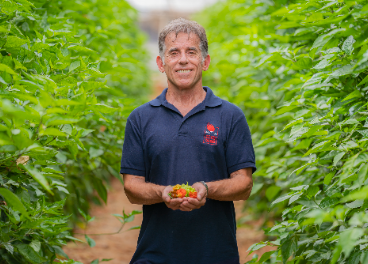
[202,54,211,71]
[156,56,165,73]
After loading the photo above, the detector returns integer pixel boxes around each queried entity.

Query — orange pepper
[177,188,187,198]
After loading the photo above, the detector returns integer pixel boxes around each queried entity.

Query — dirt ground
[63,178,273,264]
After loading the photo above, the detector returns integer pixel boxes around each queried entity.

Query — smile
[176,70,192,73]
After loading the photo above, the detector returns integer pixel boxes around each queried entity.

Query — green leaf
[342,186,368,202]
[324,172,335,185]
[333,152,345,166]
[16,244,46,263]
[305,186,318,199]
[45,116,80,126]
[342,36,356,56]
[311,29,343,51]
[265,186,281,201]
[342,90,361,102]
[85,235,96,248]
[357,164,368,185]
[93,178,107,204]
[281,239,296,264]
[357,130,368,137]
[339,228,362,257]
[361,252,368,263]
[91,104,117,114]
[259,250,276,263]
[130,210,142,215]
[91,260,99,264]
[79,128,95,137]
[247,242,268,254]
[29,240,41,252]
[282,118,303,131]
[358,74,368,86]
[5,36,28,48]
[55,99,83,106]
[347,251,361,264]
[330,64,353,77]
[346,199,364,209]
[127,225,141,231]
[68,45,96,54]
[320,197,339,209]
[271,194,292,206]
[39,128,67,137]
[249,183,263,197]
[89,147,104,158]
[124,214,134,223]
[20,164,53,195]
[354,153,368,167]
[274,105,298,116]
[0,188,29,219]
[0,63,17,75]
[313,58,331,70]
[69,61,81,72]
[3,242,14,254]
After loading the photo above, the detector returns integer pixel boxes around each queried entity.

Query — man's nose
[178,52,188,64]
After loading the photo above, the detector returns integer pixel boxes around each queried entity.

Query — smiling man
[120,18,256,264]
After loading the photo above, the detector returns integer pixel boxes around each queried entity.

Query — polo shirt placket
[156,91,220,137]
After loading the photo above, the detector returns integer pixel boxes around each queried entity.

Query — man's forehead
[165,31,200,45]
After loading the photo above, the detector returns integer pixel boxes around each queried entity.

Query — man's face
[157,32,210,90]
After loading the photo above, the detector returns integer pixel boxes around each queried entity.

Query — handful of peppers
[168,183,197,199]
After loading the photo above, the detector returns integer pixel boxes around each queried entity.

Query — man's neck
[166,85,206,106]
[165,84,206,117]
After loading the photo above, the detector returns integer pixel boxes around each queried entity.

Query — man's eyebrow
[168,48,179,53]
[168,47,198,53]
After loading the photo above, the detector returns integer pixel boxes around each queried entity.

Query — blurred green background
[1,0,368,263]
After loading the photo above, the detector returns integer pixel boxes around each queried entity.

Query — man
[120,18,256,264]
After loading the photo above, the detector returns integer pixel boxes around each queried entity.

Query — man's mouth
[176,70,192,73]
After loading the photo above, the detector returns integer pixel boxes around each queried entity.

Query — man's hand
[179,182,207,212]
[162,185,184,210]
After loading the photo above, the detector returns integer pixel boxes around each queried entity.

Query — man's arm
[123,174,185,210]
[179,167,253,211]
[206,167,253,201]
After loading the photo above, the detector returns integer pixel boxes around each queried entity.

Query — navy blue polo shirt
[120,86,256,264]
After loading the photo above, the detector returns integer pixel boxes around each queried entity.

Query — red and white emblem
[203,123,219,145]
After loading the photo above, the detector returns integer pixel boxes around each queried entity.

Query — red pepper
[177,188,187,198]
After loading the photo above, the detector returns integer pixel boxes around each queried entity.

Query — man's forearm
[123,174,165,205]
[206,168,253,201]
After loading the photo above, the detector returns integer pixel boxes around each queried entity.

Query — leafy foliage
[0,0,148,262]
[199,0,368,263]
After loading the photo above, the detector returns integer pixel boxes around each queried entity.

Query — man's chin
[169,80,201,90]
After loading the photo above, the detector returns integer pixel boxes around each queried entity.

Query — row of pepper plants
[0,0,149,263]
[198,0,368,263]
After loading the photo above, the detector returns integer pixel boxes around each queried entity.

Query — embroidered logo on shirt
[203,123,219,145]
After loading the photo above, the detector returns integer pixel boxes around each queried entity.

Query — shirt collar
[149,86,222,108]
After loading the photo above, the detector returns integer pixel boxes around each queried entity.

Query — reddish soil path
[63,178,272,264]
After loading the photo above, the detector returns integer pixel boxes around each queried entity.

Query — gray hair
[158,18,208,63]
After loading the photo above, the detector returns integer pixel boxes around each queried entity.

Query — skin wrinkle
[161,41,206,64]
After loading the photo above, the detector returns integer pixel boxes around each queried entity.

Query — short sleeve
[120,115,145,176]
[225,111,256,175]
